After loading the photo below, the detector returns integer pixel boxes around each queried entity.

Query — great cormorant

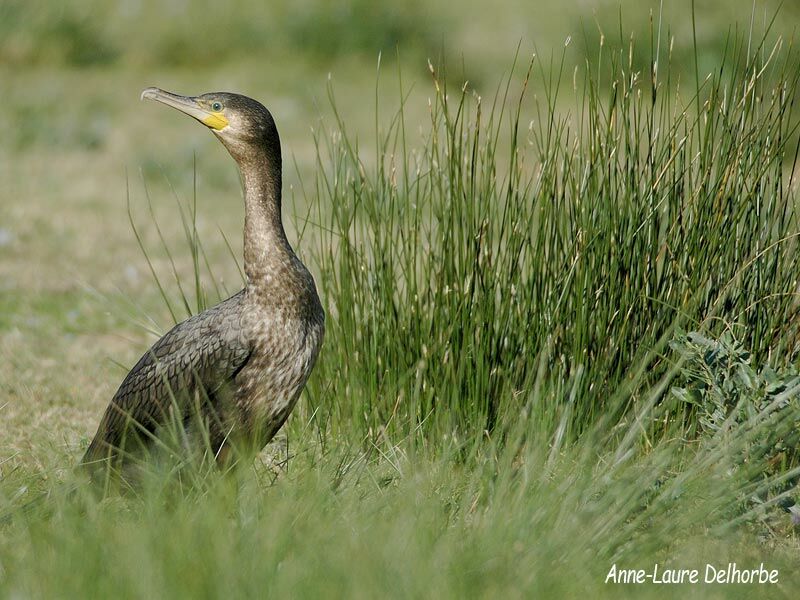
[81,88,325,475]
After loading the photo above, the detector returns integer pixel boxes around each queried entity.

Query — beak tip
[140,87,160,102]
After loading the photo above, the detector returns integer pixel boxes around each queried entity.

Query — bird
[81,88,325,478]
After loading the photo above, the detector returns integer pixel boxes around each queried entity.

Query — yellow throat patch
[202,112,229,130]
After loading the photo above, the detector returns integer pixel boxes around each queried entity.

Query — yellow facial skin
[201,112,229,130]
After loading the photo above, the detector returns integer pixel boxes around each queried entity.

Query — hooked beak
[140,87,229,130]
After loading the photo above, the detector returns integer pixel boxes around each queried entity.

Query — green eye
[211,101,223,112]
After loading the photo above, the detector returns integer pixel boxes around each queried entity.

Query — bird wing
[82,291,251,464]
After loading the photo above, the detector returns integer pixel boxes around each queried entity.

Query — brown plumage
[82,89,324,474]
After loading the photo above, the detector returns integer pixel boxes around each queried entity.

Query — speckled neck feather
[242,149,290,284]
[221,127,294,288]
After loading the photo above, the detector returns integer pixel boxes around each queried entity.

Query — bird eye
[211,101,223,112]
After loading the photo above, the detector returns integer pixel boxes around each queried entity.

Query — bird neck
[239,148,294,286]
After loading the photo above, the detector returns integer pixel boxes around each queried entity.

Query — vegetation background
[2,0,800,597]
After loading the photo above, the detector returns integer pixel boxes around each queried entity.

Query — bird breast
[236,293,325,435]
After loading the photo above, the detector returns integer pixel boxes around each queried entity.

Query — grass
[3,0,799,83]
[310,32,800,437]
[0,0,445,68]
[4,5,800,598]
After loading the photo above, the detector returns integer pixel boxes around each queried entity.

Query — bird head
[141,87,279,164]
